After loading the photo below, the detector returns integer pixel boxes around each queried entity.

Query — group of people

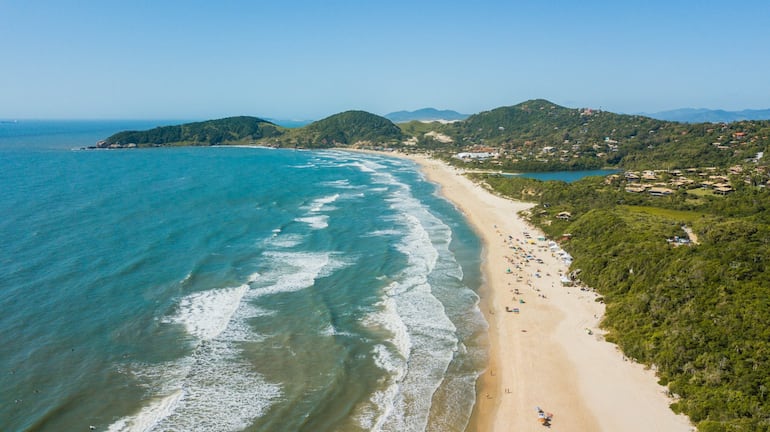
[536,406,554,427]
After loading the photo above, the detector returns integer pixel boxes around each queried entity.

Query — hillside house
[649,187,674,197]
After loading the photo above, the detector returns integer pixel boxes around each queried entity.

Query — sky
[1,0,769,120]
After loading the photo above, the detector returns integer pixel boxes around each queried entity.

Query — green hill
[100,116,283,147]
[442,99,770,171]
[97,100,770,172]
[288,110,404,148]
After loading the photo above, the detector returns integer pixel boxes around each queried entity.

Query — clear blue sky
[1,1,769,120]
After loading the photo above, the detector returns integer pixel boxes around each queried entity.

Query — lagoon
[510,169,619,183]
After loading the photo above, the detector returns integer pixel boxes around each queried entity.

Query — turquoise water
[515,169,619,183]
[0,122,485,432]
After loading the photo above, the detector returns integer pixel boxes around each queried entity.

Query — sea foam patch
[309,193,340,212]
[110,275,281,431]
[148,340,280,432]
[351,161,465,431]
[170,285,247,341]
[294,215,329,229]
[106,390,183,432]
[252,251,350,297]
[269,232,304,248]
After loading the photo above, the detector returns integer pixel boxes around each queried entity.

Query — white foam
[252,251,349,297]
[106,390,183,432]
[367,288,411,360]
[322,179,351,188]
[338,160,383,173]
[309,193,340,212]
[319,323,355,338]
[294,215,329,229]
[149,340,280,431]
[180,273,192,284]
[171,285,247,341]
[289,163,316,169]
[111,272,283,431]
[350,161,470,431]
[114,340,281,432]
[321,179,366,190]
[269,233,304,248]
[366,229,403,237]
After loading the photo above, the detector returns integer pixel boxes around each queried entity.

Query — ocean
[0,121,486,432]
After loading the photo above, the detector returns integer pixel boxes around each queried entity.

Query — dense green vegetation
[100,100,770,170]
[479,173,770,431]
[279,110,403,148]
[440,99,770,171]
[102,111,403,149]
[102,116,283,147]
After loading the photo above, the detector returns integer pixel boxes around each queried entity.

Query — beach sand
[401,154,694,432]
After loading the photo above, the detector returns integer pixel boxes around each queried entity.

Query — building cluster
[606,164,770,196]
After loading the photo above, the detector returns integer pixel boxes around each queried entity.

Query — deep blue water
[0,122,485,432]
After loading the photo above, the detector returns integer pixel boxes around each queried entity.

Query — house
[625,172,641,182]
[556,211,572,220]
[454,152,496,161]
[649,187,674,197]
[642,170,658,181]
[625,184,647,193]
[714,184,734,195]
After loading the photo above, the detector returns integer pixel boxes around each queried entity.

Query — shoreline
[378,151,693,432]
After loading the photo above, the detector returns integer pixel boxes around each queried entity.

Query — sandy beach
[401,154,694,432]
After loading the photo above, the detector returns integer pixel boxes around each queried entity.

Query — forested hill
[438,99,770,171]
[98,111,403,149]
[278,110,404,148]
[99,116,283,148]
[98,100,770,171]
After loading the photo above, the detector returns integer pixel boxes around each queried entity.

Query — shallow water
[0,122,485,431]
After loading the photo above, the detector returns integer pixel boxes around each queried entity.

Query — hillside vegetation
[477,172,770,432]
[99,100,770,173]
[101,116,282,147]
[434,99,770,171]
[280,110,404,148]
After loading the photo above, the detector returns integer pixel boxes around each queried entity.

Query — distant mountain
[645,108,770,123]
[385,108,468,123]
[264,118,313,128]
[101,116,282,147]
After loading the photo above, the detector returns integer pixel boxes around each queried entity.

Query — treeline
[437,99,770,171]
[479,173,770,432]
[101,100,770,167]
[104,116,282,146]
[102,112,404,149]
[281,110,403,148]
